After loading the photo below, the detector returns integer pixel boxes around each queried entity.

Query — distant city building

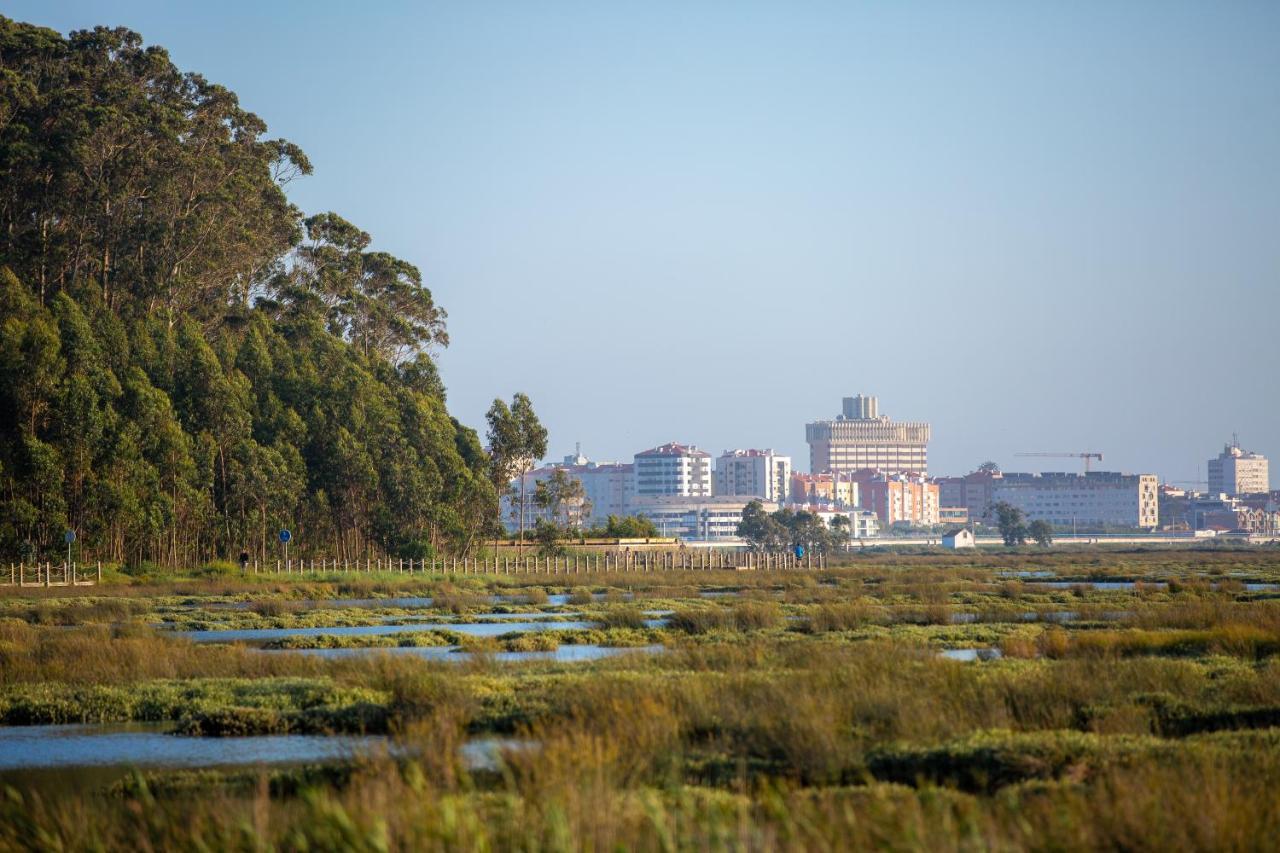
[714,449,791,503]
[629,496,777,541]
[805,508,880,540]
[634,443,712,498]
[849,470,941,527]
[789,473,858,508]
[502,453,634,532]
[1184,493,1280,534]
[1207,441,1269,497]
[806,395,931,476]
[992,471,1159,529]
[938,506,970,526]
[934,467,1003,523]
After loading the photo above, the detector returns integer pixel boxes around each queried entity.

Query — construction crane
[1015,452,1104,473]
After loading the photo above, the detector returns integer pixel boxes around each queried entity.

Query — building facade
[714,449,791,503]
[789,473,859,508]
[1207,442,1269,497]
[850,470,941,527]
[806,395,931,476]
[628,496,778,542]
[991,471,1159,529]
[935,468,1003,524]
[633,443,712,498]
[502,460,634,532]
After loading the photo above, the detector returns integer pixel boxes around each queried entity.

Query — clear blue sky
[12,1,1280,482]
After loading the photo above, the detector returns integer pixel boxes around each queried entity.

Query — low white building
[942,528,976,549]
[629,496,778,542]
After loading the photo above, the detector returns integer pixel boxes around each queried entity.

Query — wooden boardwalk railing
[2,551,828,586]
[238,550,826,575]
[3,562,100,587]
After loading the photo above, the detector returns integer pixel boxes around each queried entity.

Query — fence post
[97,561,102,582]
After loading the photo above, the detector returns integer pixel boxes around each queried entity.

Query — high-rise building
[633,443,712,497]
[992,471,1159,529]
[715,449,791,503]
[1207,441,1269,497]
[805,395,931,476]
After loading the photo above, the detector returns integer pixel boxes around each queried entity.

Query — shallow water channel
[281,644,664,662]
[0,723,529,788]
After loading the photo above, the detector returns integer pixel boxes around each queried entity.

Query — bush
[596,607,647,630]
[732,600,783,631]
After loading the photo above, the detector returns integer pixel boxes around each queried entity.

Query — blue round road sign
[279,529,291,543]
[64,530,76,544]
[794,544,804,560]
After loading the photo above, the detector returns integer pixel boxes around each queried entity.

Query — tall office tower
[805,395,931,476]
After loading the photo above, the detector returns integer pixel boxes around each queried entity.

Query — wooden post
[97,561,102,583]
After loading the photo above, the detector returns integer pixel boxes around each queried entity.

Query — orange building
[848,470,940,527]
[789,473,858,507]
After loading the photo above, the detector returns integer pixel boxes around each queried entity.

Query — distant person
[239,550,250,571]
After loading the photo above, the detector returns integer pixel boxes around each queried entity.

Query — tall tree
[485,393,548,552]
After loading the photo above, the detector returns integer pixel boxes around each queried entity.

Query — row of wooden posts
[1,552,827,586]
[247,550,826,575]
[4,562,101,587]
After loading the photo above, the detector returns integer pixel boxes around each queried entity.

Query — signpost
[279,529,291,572]
[64,529,75,575]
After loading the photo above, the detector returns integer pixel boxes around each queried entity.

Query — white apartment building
[714,449,792,503]
[633,443,712,497]
[629,496,778,542]
[992,472,1159,529]
[806,395,931,476]
[502,459,634,532]
[1207,442,1269,497]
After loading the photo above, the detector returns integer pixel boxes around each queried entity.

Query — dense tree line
[0,18,498,565]
[736,500,850,554]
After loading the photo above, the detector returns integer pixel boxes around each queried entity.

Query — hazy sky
[11,1,1279,482]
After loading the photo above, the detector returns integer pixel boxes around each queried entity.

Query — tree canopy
[0,17,496,565]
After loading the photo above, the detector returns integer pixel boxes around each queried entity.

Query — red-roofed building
[635,442,712,497]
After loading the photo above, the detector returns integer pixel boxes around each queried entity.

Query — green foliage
[0,17,497,563]
[586,515,660,539]
[993,502,1029,547]
[736,500,849,553]
[1028,519,1054,547]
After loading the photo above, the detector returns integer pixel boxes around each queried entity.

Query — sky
[10,1,1279,482]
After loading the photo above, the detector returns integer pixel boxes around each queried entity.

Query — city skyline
[9,1,1278,482]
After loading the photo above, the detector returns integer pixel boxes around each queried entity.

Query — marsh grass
[5,549,1280,848]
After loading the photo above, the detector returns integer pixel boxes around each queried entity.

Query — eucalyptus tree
[486,393,548,551]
